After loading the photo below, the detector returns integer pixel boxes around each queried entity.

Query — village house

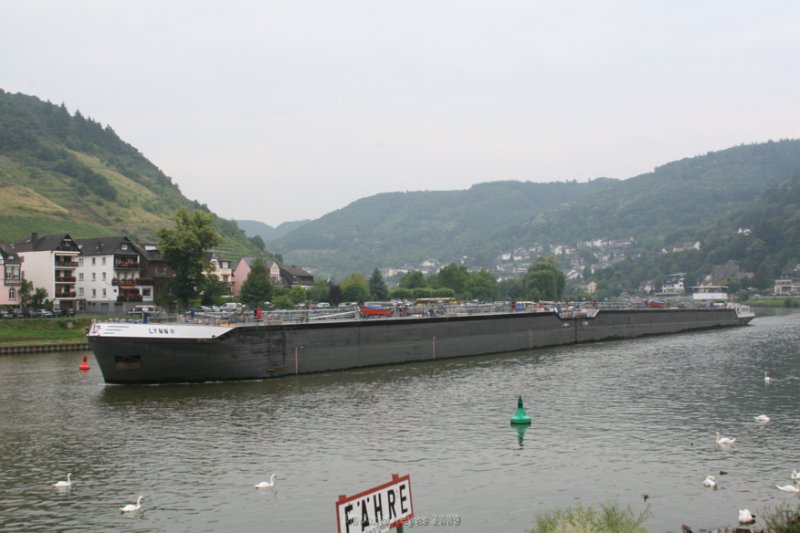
[75,236,154,313]
[231,257,314,295]
[658,273,687,295]
[0,242,22,307]
[11,233,81,312]
[231,257,282,296]
[207,251,233,295]
[278,264,314,289]
[774,265,800,295]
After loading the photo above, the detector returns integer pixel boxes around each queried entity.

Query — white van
[127,305,157,317]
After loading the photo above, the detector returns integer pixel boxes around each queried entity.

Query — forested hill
[0,89,258,259]
[269,140,800,278]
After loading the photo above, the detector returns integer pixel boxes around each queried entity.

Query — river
[1,309,798,532]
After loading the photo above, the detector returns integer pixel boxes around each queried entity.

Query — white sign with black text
[336,473,413,533]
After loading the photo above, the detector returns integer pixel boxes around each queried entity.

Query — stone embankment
[0,342,89,355]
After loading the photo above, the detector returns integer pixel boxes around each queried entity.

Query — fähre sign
[336,473,413,533]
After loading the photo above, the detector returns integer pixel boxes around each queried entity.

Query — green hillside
[591,170,800,296]
[0,89,258,260]
[4,88,799,289]
[271,140,800,278]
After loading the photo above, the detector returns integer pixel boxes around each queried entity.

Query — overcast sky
[3,1,799,226]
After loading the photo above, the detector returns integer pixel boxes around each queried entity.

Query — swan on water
[755,414,770,424]
[738,509,755,524]
[702,475,717,488]
[715,432,736,447]
[764,371,773,384]
[254,473,277,489]
[120,496,144,513]
[791,469,800,481]
[776,484,800,493]
[52,473,72,489]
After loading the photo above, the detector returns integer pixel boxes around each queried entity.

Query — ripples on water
[1,310,799,532]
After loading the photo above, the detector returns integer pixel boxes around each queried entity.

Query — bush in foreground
[761,503,800,533]
[530,502,650,533]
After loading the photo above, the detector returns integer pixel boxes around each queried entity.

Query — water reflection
[513,424,528,448]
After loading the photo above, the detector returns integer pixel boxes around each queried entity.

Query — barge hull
[88,308,749,384]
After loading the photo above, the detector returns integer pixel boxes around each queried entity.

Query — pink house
[231,257,282,296]
[0,242,22,307]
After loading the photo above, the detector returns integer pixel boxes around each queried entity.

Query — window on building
[92,273,96,281]
[79,288,84,297]
[9,288,16,301]
[143,288,151,297]
[79,258,84,267]
[79,273,84,281]
[102,257,106,265]
[102,272,107,281]
[92,258,96,266]
[92,289,96,298]
[121,244,128,250]
[102,289,107,297]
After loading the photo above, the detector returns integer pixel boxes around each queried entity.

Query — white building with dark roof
[12,233,80,312]
[76,236,154,313]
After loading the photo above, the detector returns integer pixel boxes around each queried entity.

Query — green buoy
[510,395,532,425]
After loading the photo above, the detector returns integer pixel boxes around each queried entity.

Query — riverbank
[744,296,799,308]
[0,317,93,351]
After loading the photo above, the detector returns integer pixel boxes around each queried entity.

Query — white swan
[755,414,770,424]
[791,469,800,481]
[702,475,717,488]
[776,484,800,493]
[120,496,144,513]
[52,473,72,489]
[738,509,755,524]
[764,371,773,384]
[715,432,736,447]
[254,473,277,489]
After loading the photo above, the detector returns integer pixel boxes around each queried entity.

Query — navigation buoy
[79,355,90,371]
[510,395,532,425]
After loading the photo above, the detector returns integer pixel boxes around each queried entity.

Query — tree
[432,263,470,297]
[239,257,274,308]
[524,256,566,301]
[19,276,33,308]
[249,235,266,251]
[31,287,49,309]
[199,266,229,306]
[340,273,370,303]
[288,286,307,305]
[157,208,223,308]
[369,268,389,300]
[309,279,332,303]
[328,283,343,306]
[399,270,426,289]
[272,294,294,309]
[463,270,498,301]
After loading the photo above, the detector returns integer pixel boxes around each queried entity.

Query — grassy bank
[745,297,800,308]
[0,318,93,346]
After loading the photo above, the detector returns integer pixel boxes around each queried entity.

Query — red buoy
[79,355,90,371]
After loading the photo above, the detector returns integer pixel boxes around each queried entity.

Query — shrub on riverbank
[0,317,93,345]
[745,297,799,307]
[530,502,650,533]
[761,503,800,533]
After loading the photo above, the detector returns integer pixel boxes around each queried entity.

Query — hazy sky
[3,1,799,226]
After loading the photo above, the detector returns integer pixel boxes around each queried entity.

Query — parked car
[127,305,157,317]
[0,309,12,319]
[33,309,55,318]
